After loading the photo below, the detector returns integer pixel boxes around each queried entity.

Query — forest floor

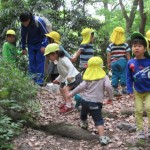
[12,86,150,150]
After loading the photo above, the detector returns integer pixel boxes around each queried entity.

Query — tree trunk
[119,0,138,34]
[139,0,146,34]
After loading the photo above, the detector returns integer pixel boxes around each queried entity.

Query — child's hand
[67,77,75,83]
[40,47,45,53]
[53,80,60,84]
[22,49,27,55]
[70,57,76,62]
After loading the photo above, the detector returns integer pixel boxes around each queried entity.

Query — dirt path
[12,87,149,150]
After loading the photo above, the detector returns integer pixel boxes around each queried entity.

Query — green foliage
[0,59,39,149]
[0,60,39,113]
[0,114,21,149]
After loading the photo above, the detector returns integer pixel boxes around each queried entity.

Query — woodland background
[0,0,150,149]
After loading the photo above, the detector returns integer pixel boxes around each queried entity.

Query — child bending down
[68,56,113,145]
[44,43,82,113]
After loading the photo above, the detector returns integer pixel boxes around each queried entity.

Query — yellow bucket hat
[6,29,16,35]
[146,30,150,41]
[83,56,106,81]
[44,43,60,56]
[81,28,94,44]
[110,27,125,45]
[45,31,61,44]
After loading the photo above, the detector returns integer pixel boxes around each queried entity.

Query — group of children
[2,26,150,145]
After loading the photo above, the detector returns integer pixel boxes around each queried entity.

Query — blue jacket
[21,16,48,49]
[126,58,150,93]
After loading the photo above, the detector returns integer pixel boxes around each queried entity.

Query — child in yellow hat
[68,56,113,145]
[2,29,21,63]
[45,31,73,82]
[72,28,94,73]
[44,43,82,113]
[106,27,131,96]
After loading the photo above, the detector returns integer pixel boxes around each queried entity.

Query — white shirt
[56,57,79,83]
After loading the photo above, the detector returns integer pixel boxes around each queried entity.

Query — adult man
[20,11,48,86]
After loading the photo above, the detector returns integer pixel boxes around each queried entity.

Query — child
[106,27,131,96]
[45,31,73,81]
[126,32,150,139]
[2,29,20,63]
[73,28,94,73]
[68,56,113,145]
[44,43,82,113]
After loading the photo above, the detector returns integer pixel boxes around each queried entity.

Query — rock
[117,123,137,132]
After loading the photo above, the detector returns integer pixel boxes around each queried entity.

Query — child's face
[132,43,145,58]
[6,35,16,43]
[48,53,57,62]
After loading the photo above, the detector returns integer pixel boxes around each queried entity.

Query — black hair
[56,50,65,58]
[48,37,55,43]
[19,11,33,22]
[131,37,147,48]
[131,38,150,58]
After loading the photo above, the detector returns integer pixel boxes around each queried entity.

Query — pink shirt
[70,75,113,103]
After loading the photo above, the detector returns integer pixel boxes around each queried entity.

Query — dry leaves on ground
[13,87,149,150]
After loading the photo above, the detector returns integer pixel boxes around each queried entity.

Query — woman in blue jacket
[19,11,48,86]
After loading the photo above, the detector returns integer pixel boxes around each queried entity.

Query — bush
[0,114,21,149]
[0,60,39,149]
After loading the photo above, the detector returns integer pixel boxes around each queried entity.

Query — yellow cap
[45,31,61,44]
[44,43,60,56]
[83,56,106,81]
[81,28,94,44]
[146,30,150,41]
[110,27,125,45]
[6,29,16,35]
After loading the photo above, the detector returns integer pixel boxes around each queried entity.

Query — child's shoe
[60,105,74,113]
[114,90,122,97]
[136,130,145,139]
[121,87,127,94]
[99,136,110,146]
[80,120,88,130]
[59,103,66,109]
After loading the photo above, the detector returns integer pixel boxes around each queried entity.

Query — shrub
[0,60,40,149]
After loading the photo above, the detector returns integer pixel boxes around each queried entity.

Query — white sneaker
[99,136,110,146]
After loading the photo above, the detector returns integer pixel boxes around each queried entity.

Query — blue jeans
[81,99,104,126]
[111,59,127,88]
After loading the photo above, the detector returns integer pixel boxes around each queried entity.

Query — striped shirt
[106,43,131,62]
[79,44,94,68]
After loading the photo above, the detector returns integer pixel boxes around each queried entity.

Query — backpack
[34,14,52,33]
